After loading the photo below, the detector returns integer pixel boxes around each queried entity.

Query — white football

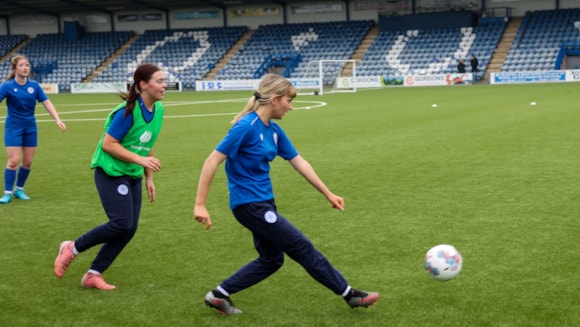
[425,244,462,281]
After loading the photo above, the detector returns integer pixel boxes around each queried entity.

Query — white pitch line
[0,99,327,123]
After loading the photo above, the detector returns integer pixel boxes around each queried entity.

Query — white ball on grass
[425,244,463,281]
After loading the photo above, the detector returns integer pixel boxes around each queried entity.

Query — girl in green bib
[54,63,166,289]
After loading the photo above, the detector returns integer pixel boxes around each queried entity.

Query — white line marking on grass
[0,99,327,123]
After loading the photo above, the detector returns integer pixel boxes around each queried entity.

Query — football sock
[4,168,16,193]
[341,286,352,297]
[16,166,30,188]
[216,286,230,297]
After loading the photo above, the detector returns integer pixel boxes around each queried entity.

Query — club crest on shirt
[27,87,34,94]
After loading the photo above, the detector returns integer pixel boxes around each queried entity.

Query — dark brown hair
[120,63,161,117]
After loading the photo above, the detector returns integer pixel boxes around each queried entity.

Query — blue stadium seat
[503,8,580,72]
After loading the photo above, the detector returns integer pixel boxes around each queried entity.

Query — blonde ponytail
[231,74,297,124]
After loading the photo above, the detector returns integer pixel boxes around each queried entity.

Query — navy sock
[4,168,16,192]
[16,167,31,188]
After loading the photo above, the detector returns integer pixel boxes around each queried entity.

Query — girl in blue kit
[0,54,67,204]
[194,74,379,315]
[54,63,166,290]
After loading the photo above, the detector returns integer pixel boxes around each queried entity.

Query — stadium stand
[357,21,506,78]
[217,20,373,81]
[0,31,134,91]
[92,26,247,89]
[502,8,580,72]
[1,8,579,89]
[0,34,27,58]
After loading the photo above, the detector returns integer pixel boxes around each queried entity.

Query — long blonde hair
[231,73,297,124]
[6,54,29,81]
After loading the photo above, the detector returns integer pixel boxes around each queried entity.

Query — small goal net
[296,59,357,95]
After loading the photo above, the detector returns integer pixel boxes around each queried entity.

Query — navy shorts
[4,125,38,147]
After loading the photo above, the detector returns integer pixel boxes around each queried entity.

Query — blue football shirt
[0,79,48,127]
[216,111,298,209]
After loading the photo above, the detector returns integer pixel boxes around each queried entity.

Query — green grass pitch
[0,83,578,326]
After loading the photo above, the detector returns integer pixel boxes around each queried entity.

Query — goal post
[296,59,357,95]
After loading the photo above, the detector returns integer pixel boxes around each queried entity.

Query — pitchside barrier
[490,70,580,84]
[67,81,182,94]
[48,70,580,94]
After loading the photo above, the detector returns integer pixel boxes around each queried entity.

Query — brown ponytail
[120,63,161,117]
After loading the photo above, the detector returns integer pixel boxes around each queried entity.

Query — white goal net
[296,59,357,95]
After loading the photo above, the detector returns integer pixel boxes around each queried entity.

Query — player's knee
[109,219,137,236]
[272,253,284,270]
[20,162,32,169]
[6,160,19,169]
[260,253,284,272]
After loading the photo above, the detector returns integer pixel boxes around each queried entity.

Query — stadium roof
[0,0,308,17]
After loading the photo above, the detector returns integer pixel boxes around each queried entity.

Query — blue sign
[492,71,566,84]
